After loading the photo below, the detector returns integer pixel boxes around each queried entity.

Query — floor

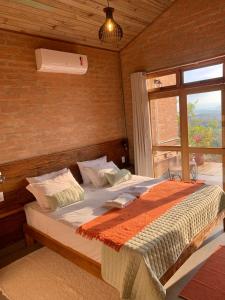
[0,223,224,300]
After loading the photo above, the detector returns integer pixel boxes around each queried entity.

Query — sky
[184,64,222,112]
[188,91,221,112]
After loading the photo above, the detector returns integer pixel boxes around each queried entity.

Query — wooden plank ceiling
[0,0,175,51]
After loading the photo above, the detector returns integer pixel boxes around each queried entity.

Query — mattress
[24,175,160,263]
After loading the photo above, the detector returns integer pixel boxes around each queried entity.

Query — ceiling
[0,0,175,51]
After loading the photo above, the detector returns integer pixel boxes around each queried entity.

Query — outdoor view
[150,64,223,186]
[187,91,222,186]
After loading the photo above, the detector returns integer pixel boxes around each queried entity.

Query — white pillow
[26,169,83,210]
[77,156,107,185]
[84,161,119,188]
[27,168,68,184]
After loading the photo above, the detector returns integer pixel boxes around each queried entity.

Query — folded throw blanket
[104,193,136,209]
[77,180,204,251]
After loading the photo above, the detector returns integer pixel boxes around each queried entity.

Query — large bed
[24,175,159,263]
[1,139,225,300]
[24,175,225,300]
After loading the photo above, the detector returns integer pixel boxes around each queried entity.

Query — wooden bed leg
[223,218,225,232]
[24,224,35,247]
[25,232,35,247]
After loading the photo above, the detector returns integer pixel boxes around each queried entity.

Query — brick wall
[0,30,125,163]
[120,0,225,161]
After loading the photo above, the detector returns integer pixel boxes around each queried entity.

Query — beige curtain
[131,72,153,177]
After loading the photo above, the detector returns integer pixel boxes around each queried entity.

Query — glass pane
[151,96,180,146]
[183,63,223,83]
[190,153,223,187]
[153,151,182,179]
[147,73,176,90]
[188,91,222,148]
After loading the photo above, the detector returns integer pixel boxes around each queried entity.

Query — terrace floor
[197,162,222,187]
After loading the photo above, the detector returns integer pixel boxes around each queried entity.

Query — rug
[0,247,119,300]
[179,245,225,300]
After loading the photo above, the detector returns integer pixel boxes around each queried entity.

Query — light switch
[121,156,126,163]
[0,192,4,202]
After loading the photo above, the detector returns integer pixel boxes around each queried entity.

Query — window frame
[148,57,225,189]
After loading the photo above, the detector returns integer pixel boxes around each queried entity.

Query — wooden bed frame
[0,138,129,248]
[24,211,225,285]
[1,137,225,286]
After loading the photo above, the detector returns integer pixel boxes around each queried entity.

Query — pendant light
[98,1,123,43]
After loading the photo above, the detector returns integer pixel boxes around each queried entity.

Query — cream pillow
[77,156,107,185]
[84,161,119,188]
[26,169,83,210]
[105,169,132,186]
[27,168,68,184]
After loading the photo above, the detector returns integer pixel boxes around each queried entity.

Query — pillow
[77,156,107,185]
[84,161,119,188]
[26,169,84,210]
[46,185,84,210]
[105,169,132,186]
[27,168,68,184]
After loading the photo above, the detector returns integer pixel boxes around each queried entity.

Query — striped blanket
[101,184,225,299]
[77,181,204,250]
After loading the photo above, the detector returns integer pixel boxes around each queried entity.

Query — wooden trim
[222,86,225,191]
[152,146,181,152]
[181,59,224,73]
[188,147,225,154]
[0,207,24,219]
[24,212,225,286]
[149,89,179,100]
[146,54,225,76]
[149,79,225,99]
[24,224,102,279]
[179,90,189,181]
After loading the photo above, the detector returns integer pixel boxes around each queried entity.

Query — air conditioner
[35,48,88,75]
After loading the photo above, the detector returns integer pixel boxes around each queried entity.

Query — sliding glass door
[148,60,225,188]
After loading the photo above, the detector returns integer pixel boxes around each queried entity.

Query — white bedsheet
[24,175,161,263]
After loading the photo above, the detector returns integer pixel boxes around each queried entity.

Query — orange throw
[77,180,204,250]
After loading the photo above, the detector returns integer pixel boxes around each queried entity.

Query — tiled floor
[0,224,224,300]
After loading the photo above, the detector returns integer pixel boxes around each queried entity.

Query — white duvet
[24,175,162,262]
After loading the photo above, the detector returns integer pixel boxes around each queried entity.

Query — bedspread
[101,185,225,300]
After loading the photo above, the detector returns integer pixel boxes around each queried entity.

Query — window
[189,153,222,187]
[151,96,180,146]
[149,59,225,189]
[147,73,176,91]
[153,151,182,179]
[187,91,222,148]
[183,63,223,83]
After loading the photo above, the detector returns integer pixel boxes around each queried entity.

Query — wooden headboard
[0,138,129,248]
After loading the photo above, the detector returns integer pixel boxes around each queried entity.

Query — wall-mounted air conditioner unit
[35,48,88,75]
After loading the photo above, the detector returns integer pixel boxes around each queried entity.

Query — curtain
[131,72,153,177]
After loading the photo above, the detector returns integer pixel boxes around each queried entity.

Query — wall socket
[0,192,4,202]
[121,156,126,163]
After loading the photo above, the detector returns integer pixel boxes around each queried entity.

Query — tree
[187,100,221,148]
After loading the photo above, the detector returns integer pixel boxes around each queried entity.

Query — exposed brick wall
[120,0,225,161]
[0,30,125,163]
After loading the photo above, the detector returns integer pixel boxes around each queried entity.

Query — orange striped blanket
[76,180,204,250]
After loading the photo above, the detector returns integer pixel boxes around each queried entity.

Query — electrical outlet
[0,192,4,202]
[121,156,126,163]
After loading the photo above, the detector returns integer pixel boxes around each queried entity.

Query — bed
[24,175,160,263]
[1,139,225,299]
[23,175,225,300]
